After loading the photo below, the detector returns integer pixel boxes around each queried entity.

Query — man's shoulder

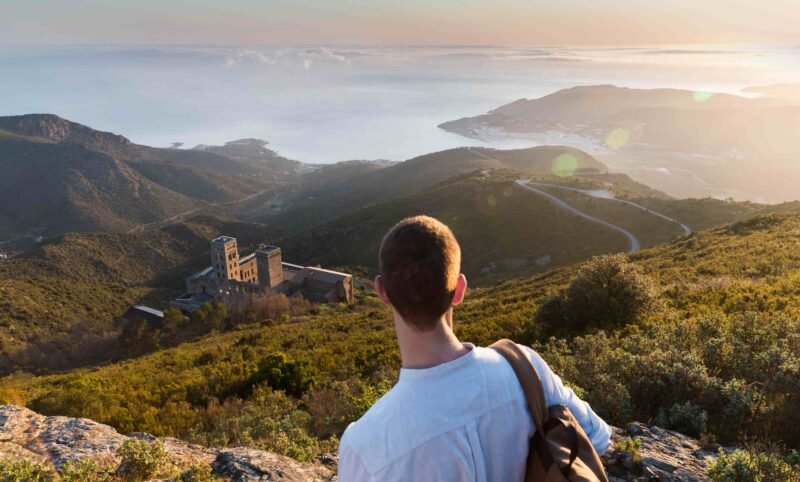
[340,346,527,451]
[340,382,406,450]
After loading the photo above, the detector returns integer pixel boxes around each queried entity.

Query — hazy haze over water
[1,44,798,163]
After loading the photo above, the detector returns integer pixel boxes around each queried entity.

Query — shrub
[614,436,642,464]
[225,292,291,326]
[191,302,227,331]
[59,459,114,482]
[119,317,160,353]
[178,464,219,481]
[117,438,169,481]
[247,353,317,398]
[536,254,659,334]
[655,401,708,437]
[708,449,799,482]
[188,386,337,462]
[0,460,56,482]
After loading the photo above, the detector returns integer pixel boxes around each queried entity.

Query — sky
[2,0,800,46]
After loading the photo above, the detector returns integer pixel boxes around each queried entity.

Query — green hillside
[0,215,275,375]
[265,146,609,233]
[0,137,197,239]
[282,171,681,281]
[281,171,786,283]
[2,211,798,458]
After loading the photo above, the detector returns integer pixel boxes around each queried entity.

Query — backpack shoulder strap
[489,339,549,432]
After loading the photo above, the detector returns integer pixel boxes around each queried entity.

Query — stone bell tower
[256,244,284,289]
[211,236,241,283]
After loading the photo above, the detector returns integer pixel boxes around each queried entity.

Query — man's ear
[451,274,468,306]
[374,275,392,307]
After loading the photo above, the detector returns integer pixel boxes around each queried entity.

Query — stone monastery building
[171,236,354,311]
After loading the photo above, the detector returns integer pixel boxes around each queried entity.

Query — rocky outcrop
[0,405,126,468]
[0,405,335,481]
[212,448,336,482]
[1,404,729,481]
[606,423,731,482]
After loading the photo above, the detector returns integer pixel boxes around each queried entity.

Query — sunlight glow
[693,91,715,102]
[606,128,631,149]
[552,153,578,177]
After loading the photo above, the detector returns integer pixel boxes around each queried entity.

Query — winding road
[515,179,642,253]
[523,180,692,237]
[466,147,690,254]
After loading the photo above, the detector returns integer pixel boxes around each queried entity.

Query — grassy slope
[3,211,798,445]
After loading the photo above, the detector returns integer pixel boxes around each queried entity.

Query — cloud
[224,49,275,67]
[224,46,353,68]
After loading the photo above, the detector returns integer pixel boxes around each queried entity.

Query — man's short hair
[379,215,462,331]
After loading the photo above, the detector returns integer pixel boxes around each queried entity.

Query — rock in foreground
[1,404,729,481]
[606,423,729,482]
[0,405,335,481]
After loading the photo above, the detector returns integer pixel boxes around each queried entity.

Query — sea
[1,44,798,163]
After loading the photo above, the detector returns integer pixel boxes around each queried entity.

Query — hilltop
[261,145,611,233]
[283,171,681,281]
[0,115,280,243]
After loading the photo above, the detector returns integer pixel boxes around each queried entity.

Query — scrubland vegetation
[1,211,798,478]
[0,215,274,374]
[0,438,218,481]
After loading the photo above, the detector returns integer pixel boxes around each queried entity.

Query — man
[338,215,611,481]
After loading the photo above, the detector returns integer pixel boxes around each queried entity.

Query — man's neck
[395,311,470,369]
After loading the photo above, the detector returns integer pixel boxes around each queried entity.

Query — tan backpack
[490,339,609,482]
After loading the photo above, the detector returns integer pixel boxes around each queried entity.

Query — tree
[162,307,187,333]
[247,353,318,398]
[536,254,660,334]
[191,302,227,331]
[119,317,160,353]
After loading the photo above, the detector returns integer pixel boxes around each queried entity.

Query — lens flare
[605,128,630,149]
[693,91,714,102]
[552,153,578,177]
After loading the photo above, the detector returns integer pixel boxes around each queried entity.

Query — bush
[614,436,643,466]
[655,401,708,437]
[178,464,219,481]
[117,438,169,481]
[119,317,160,353]
[708,448,799,481]
[225,292,291,326]
[247,353,317,398]
[0,460,56,482]
[188,385,337,462]
[536,254,660,334]
[59,459,114,482]
[191,302,227,331]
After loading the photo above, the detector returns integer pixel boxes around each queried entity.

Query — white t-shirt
[338,343,612,482]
